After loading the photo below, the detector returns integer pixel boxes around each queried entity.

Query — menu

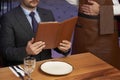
[34,16,78,49]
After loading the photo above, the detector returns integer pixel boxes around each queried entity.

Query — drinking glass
[24,56,36,80]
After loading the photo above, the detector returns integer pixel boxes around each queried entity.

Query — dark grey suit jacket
[0,6,68,66]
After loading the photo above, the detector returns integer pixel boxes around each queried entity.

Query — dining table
[0,52,120,80]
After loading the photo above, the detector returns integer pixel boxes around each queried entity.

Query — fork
[11,66,24,80]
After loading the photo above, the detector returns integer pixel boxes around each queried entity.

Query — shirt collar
[20,6,38,16]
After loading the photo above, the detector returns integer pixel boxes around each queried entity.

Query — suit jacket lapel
[14,6,34,36]
[37,8,54,22]
[37,8,47,22]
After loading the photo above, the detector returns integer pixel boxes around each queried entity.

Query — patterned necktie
[29,12,38,33]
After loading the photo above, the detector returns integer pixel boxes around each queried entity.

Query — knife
[11,66,24,80]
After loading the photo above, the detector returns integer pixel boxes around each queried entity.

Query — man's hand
[58,40,71,53]
[80,0,100,16]
[26,38,45,55]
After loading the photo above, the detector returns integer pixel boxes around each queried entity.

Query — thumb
[28,38,34,45]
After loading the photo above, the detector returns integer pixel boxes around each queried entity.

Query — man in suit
[0,0,71,66]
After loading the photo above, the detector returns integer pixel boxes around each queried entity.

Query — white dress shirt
[66,0,120,15]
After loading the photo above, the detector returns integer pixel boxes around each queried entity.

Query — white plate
[40,61,73,75]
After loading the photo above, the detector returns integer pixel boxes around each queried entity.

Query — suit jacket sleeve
[54,48,70,56]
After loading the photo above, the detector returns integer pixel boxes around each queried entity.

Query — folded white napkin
[9,66,25,77]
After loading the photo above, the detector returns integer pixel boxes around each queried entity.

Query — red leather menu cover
[34,17,78,49]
